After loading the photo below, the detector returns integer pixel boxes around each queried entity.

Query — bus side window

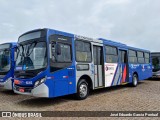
[57,43,71,62]
[75,40,92,62]
[144,52,150,64]
[51,42,72,62]
[105,46,118,63]
[137,51,145,64]
[50,41,72,72]
[128,50,137,64]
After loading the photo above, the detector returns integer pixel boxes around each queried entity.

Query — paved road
[0,79,160,119]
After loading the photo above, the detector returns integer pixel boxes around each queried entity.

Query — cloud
[0,0,160,52]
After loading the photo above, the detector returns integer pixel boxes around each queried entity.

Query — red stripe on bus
[122,65,127,83]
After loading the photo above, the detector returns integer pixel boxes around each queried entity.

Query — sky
[0,0,160,52]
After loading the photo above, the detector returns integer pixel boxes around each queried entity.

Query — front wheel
[75,79,89,100]
[132,74,138,87]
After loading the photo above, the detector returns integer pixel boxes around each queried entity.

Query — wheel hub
[79,84,87,97]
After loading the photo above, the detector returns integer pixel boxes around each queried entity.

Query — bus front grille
[14,85,33,93]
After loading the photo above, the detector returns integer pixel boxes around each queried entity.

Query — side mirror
[49,44,52,59]
[57,44,61,55]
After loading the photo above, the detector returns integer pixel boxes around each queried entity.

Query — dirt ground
[0,79,159,119]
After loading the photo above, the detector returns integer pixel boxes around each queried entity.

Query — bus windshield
[16,41,47,71]
[152,57,160,72]
[0,49,11,72]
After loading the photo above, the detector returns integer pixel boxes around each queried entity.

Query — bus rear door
[119,49,129,84]
[93,45,104,88]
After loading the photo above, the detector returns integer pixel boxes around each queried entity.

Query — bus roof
[127,46,150,53]
[0,42,17,45]
[99,38,127,47]
[0,42,17,48]
[99,38,150,53]
[151,52,160,54]
[151,52,160,57]
[19,28,150,53]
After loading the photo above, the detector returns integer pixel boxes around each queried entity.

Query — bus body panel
[13,28,152,98]
[76,63,94,89]
[0,42,17,90]
[47,30,77,97]
[151,52,160,78]
[14,29,77,98]
[46,65,76,97]
[128,63,152,82]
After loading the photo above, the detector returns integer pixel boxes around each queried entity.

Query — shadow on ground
[0,90,18,95]
[146,78,160,81]
[16,82,145,108]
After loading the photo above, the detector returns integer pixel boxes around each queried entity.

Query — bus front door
[93,46,104,88]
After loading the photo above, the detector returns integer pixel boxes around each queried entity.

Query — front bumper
[13,83,49,97]
[152,75,160,78]
[0,78,12,90]
[152,73,160,78]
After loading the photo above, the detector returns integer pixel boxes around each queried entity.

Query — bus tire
[75,79,89,100]
[132,74,138,87]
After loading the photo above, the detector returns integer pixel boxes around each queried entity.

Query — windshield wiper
[53,54,57,62]
[26,41,37,57]
[18,43,25,57]
[16,43,25,66]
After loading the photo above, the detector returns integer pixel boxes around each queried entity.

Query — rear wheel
[75,79,89,100]
[132,74,138,87]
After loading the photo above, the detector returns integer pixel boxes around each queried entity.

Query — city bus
[0,43,17,90]
[13,28,152,99]
[151,52,160,78]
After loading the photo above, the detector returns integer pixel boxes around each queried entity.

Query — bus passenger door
[119,50,128,83]
[93,46,104,88]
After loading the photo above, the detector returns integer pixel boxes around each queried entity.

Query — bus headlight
[34,77,46,87]
[34,81,40,87]
[40,78,46,83]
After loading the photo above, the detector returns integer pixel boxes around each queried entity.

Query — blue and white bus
[0,43,17,90]
[151,52,160,78]
[13,28,152,99]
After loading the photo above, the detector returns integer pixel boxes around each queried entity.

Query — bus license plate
[19,88,24,92]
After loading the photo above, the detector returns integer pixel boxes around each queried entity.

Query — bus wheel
[75,79,89,100]
[132,74,138,87]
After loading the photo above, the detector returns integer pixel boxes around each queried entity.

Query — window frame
[144,52,150,64]
[137,57,145,64]
[76,64,89,71]
[51,41,72,63]
[129,50,137,57]
[0,49,11,73]
[119,50,127,63]
[137,51,145,64]
[75,40,92,63]
[137,51,144,58]
[128,50,138,64]
[105,45,118,63]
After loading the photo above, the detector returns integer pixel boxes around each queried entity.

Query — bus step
[121,82,128,85]
[94,86,105,89]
